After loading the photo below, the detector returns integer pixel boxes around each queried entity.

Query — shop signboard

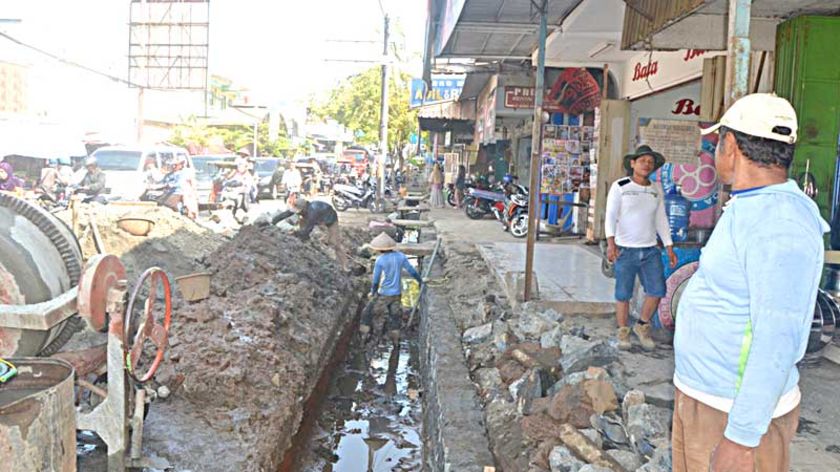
[504,87,536,109]
[623,49,724,100]
[410,75,465,108]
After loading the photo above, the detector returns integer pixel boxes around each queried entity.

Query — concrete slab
[477,242,614,315]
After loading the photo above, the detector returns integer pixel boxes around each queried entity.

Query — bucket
[175,272,212,302]
[117,216,155,236]
[0,358,76,472]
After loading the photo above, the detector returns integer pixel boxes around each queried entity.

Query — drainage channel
[287,314,424,471]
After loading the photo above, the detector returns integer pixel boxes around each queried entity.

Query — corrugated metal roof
[622,0,840,50]
[436,0,584,59]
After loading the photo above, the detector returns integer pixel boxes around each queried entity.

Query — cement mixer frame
[0,194,173,471]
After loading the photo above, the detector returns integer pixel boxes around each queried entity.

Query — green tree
[310,67,417,152]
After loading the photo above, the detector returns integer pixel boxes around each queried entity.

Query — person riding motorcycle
[74,157,107,203]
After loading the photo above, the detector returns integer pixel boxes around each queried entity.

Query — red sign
[504,87,536,108]
[672,98,701,116]
[632,61,659,82]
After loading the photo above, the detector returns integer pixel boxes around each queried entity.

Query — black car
[253,158,284,200]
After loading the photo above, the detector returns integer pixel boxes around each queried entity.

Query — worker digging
[360,232,423,345]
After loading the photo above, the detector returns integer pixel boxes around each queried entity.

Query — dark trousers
[361,295,403,331]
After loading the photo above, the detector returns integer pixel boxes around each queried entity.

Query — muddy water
[295,334,424,471]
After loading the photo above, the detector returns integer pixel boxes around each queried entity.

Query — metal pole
[725,0,751,107]
[524,1,547,301]
[378,14,391,204]
[137,87,144,143]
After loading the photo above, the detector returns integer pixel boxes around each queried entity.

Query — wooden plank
[397,206,431,212]
[826,251,840,265]
[389,218,435,228]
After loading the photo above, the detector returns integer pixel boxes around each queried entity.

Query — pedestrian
[281,162,303,204]
[672,93,827,472]
[455,164,466,208]
[0,161,23,193]
[604,144,677,351]
[264,197,348,271]
[428,164,444,208]
[360,233,422,344]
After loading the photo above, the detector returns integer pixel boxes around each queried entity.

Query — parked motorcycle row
[454,175,531,238]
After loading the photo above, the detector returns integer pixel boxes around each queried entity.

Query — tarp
[0,119,87,159]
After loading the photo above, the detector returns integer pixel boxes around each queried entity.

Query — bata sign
[504,87,536,108]
[624,49,723,100]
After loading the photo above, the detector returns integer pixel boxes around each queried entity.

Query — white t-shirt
[605,177,673,247]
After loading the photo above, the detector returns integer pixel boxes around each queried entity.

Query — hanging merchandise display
[540,122,595,195]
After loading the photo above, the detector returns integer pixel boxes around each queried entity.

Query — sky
[0,0,427,133]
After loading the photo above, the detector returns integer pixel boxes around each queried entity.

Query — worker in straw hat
[360,232,423,344]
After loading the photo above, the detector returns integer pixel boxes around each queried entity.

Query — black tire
[447,191,456,207]
[367,198,384,213]
[465,203,484,220]
[232,195,248,224]
[333,195,349,212]
[510,214,529,238]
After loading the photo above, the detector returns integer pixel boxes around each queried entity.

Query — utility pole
[378,14,390,205]
[524,1,548,301]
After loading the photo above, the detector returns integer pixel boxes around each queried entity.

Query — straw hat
[370,232,397,251]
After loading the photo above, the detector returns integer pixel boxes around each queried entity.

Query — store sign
[623,49,723,100]
[410,75,465,108]
[504,87,536,108]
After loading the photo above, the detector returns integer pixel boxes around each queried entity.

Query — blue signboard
[410,75,465,108]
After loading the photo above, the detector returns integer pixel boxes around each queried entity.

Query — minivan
[90,145,191,200]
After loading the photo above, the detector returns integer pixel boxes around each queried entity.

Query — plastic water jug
[665,186,691,242]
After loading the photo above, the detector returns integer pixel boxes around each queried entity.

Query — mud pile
[144,224,368,471]
[61,204,225,279]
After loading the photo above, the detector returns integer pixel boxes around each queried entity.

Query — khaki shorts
[672,388,800,472]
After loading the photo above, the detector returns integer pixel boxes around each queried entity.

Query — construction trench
[3,193,759,472]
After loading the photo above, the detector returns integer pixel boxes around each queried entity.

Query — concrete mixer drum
[0,194,85,356]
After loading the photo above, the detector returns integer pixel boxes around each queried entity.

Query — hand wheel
[124,267,172,383]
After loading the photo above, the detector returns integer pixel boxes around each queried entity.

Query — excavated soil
[59,204,226,280]
[142,223,371,471]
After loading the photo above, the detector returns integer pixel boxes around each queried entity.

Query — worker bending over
[361,233,422,344]
[266,197,348,271]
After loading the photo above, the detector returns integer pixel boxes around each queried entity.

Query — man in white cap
[672,93,828,472]
[360,233,422,344]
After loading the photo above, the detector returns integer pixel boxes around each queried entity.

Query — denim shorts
[614,246,666,301]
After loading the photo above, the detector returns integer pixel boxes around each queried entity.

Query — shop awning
[418,117,475,134]
[428,0,584,61]
[621,0,840,51]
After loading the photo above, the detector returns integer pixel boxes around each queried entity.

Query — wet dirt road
[295,331,424,471]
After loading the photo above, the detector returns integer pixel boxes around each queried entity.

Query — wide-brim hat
[370,232,397,251]
[623,145,665,173]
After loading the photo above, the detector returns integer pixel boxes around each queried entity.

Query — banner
[410,75,465,108]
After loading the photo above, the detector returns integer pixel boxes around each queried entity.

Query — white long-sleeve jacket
[604,177,673,247]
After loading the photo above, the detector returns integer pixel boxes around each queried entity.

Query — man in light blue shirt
[673,94,829,472]
[360,233,422,343]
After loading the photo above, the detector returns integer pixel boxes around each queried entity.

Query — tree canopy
[310,67,417,152]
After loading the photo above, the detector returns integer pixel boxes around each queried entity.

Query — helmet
[85,156,98,167]
[47,159,59,166]
[502,174,514,185]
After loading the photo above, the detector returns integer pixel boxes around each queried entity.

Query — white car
[90,145,191,200]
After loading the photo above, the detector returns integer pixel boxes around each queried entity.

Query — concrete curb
[420,279,496,471]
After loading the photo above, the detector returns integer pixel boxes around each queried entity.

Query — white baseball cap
[701,93,798,144]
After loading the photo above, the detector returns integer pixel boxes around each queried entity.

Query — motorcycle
[36,183,70,212]
[464,185,506,220]
[505,191,530,238]
[218,180,250,224]
[332,178,390,213]
[140,185,184,214]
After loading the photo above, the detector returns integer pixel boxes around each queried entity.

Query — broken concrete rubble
[511,308,563,341]
[606,449,643,471]
[549,445,586,472]
[548,379,617,428]
[625,403,672,459]
[560,335,619,374]
[557,423,628,472]
[590,414,629,447]
[509,369,544,415]
[463,322,493,344]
